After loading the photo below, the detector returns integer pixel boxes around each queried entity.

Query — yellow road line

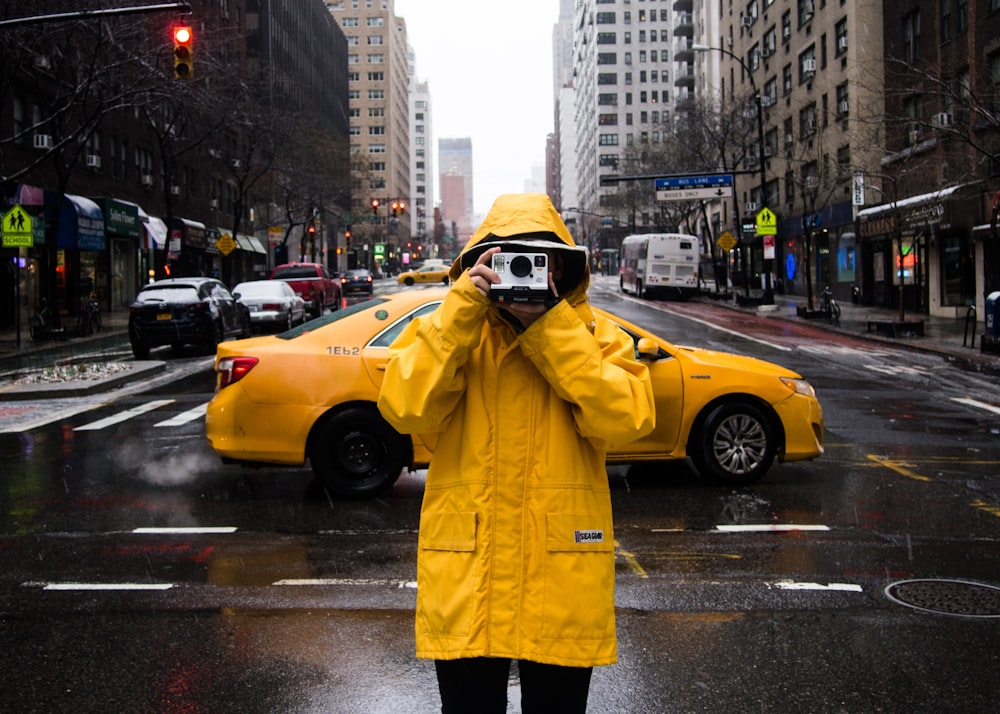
[866,454,933,482]
[615,540,648,579]
[971,500,1000,518]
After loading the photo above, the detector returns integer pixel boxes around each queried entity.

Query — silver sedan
[233,280,307,333]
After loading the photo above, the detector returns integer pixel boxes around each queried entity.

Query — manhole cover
[885,579,1000,618]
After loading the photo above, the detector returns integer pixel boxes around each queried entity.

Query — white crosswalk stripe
[73,399,175,431]
[154,402,208,427]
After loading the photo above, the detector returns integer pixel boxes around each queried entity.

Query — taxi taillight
[217,356,259,389]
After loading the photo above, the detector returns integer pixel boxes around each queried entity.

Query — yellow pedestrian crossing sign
[2,204,34,247]
[216,232,237,256]
[755,206,777,235]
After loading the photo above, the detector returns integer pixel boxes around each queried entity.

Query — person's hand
[501,272,559,328]
[467,246,502,297]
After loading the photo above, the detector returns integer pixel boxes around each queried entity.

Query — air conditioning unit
[785,133,794,145]
[208,148,222,158]
[804,119,816,134]
[909,128,921,144]
[764,145,775,157]
[170,185,182,196]
[209,198,220,209]
[33,55,51,69]
[745,202,759,213]
[741,15,754,28]
[838,36,848,52]
[805,175,819,189]
[762,46,773,59]
[85,154,101,169]
[140,173,153,187]
[931,111,953,128]
[760,95,776,108]
[33,134,53,150]
[803,58,816,75]
[783,26,791,40]
[838,100,849,115]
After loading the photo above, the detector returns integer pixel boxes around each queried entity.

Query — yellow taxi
[205,289,823,498]
[397,263,451,286]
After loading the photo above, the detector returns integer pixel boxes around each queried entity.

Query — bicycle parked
[76,297,103,336]
[29,298,67,341]
[819,284,842,326]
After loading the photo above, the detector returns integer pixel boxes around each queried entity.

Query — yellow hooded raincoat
[377,193,656,667]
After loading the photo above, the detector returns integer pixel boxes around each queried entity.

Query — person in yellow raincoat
[377,193,655,712]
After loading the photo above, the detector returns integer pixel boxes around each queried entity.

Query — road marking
[74,399,175,431]
[615,540,649,578]
[35,582,174,591]
[132,527,238,534]
[864,363,933,377]
[771,581,863,592]
[866,454,932,482]
[274,578,417,588]
[154,402,208,427]
[712,524,831,532]
[971,500,1000,518]
[951,397,1000,416]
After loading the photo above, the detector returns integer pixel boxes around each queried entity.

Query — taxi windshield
[276,298,390,340]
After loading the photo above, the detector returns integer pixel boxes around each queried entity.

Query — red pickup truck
[270,262,341,318]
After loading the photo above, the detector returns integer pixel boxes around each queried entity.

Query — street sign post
[656,174,734,202]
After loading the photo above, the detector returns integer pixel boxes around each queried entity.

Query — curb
[0,361,167,400]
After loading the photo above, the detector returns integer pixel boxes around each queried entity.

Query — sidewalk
[708,288,1000,375]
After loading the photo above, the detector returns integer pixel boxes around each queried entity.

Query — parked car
[270,262,341,318]
[205,289,824,498]
[233,280,306,333]
[340,268,375,296]
[128,277,250,359]
[397,264,450,286]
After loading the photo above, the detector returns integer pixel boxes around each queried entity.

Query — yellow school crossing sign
[755,206,777,235]
[2,204,34,247]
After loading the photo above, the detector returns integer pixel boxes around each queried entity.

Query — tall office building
[327,0,411,266]
[571,0,685,223]
[438,138,474,245]
[407,39,435,259]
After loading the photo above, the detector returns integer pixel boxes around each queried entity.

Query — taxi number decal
[327,346,361,356]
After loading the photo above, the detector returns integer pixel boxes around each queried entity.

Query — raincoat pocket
[541,513,616,640]
[417,511,478,637]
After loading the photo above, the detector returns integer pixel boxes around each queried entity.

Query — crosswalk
[73,399,208,432]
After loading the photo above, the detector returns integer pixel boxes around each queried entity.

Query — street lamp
[692,44,773,304]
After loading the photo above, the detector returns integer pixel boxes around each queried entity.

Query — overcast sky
[393,0,560,217]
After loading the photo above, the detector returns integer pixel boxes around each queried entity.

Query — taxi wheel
[309,407,408,498]
[690,401,776,486]
[404,277,415,286]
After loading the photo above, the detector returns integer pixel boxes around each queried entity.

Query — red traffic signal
[172,25,194,79]
[370,198,380,215]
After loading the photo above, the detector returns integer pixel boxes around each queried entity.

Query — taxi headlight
[780,376,816,399]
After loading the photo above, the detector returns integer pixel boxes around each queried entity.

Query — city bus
[619,233,700,300]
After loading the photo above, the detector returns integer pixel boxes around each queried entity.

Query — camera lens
[509,255,533,278]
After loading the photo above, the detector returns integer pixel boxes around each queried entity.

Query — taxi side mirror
[636,337,660,361]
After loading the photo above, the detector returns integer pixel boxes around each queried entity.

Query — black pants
[435,657,593,713]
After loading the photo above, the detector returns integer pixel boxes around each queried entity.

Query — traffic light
[370,198,380,215]
[345,225,352,246]
[172,25,194,79]
[306,221,316,236]
[391,200,407,217]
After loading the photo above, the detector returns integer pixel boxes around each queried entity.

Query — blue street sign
[655,174,734,201]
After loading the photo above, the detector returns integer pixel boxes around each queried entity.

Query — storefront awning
[143,216,168,249]
[856,184,964,219]
[238,234,267,253]
[46,192,105,251]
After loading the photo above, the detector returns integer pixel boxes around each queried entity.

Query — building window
[835,19,847,55]
[596,32,617,45]
[902,10,920,64]
[599,134,619,146]
[598,73,617,85]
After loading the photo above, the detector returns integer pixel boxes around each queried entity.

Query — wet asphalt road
[1,283,999,713]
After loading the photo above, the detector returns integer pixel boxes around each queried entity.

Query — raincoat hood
[450,193,589,299]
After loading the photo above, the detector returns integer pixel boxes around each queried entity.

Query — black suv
[128,277,250,359]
